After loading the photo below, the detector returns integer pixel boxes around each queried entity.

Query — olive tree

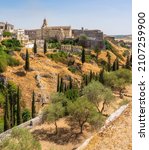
[83,81,114,114]
[68,97,102,134]
[104,69,132,98]
[43,102,65,134]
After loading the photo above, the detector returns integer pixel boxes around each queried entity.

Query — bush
[0,58,7,72]
[22,108,31,122]
[0,128,41,150]
[1,39,21,51]
[0,47,20,72]
[3,31,12,37]
[47,51,68,63]
[68,66,77,73]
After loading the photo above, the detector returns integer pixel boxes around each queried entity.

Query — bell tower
[42,18,48,28]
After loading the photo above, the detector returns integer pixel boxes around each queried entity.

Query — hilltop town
[0,19,132,150]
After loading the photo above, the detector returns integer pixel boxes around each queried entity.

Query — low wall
[0,115,43,142]
[77,104,129,150]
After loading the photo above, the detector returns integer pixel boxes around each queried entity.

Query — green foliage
[1,39,21,51]
[48,42,61,49]
[3,31,12,37]
[0,92,5,107]
[104,40,124,61]
[0,127,41,150]
[22,108,31,122]
[68,66,77,73]
[104,69,132,96]
[0,48,20,72]
[16,86,22,125]
[107,51,111,72]
[119,99,129,106]
[32,91,36,118]
[81,48,85,64]
[47,51,68,63]
[83,80,114,113]
[43,102,65,134]
[33,40,37,54]
[25,49,30,71]
[68,97,103,133]
[65,88,79,101]
[104,40,112,50]
[44,40,47,54]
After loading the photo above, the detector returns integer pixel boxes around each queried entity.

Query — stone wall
[0,115,43,142]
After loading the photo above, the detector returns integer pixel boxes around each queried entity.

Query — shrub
[68,66,77,73]
[47,51,68,63]
[0,128,41,150]
[22,108,31,122]
[0,58,7,72]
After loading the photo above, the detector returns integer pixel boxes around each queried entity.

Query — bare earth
[85,103,132,150]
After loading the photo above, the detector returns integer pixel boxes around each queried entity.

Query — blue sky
[0,0,131,35]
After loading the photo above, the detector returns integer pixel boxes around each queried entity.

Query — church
[25,19,72,41]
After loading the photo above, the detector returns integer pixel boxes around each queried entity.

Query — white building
[15,29,29,44]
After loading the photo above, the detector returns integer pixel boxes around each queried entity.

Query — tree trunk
[54,121,58,135]
[101,100,106,114]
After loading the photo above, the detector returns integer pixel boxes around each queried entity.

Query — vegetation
[47,51,68,63]
[16,86,22,125]
[81,48,85,64]
[104,69,132,97]
[2,31,12,37]
[0,128,41,150]
[0,47,20,73]
[43,102,65,134]
[83,81,114,114]
[22,108,31,122]
[33,40,37,54]
[31,91,36,118]
[1,39,21,51]
[68,97,103,133]
[43,40,47,54]
[24,49,30,71]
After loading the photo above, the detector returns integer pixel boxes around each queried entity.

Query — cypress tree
[85,74,88,86]
[44,39,47,54]
[116,57,119,70]
[99,68,104,84]
[112,60,116,71]
[16,86,22,125]
[25,49,30,71]
[4,92,10,131]
[81,48,85,64]
[89,70,93,82]
[69,76,73,90]
[60,78,64,93]
[126,55,130,69]
[57,74,60,92]
[9,91,14,127]
[107,52,111,72]
[33,40,37,54]
[32,91,36,118]
[130,54,132,66]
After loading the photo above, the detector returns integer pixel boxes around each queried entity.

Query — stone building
[72,28,104,49]
[0,22,14,35]
[25,19,72,40]
[25,19,104,49]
